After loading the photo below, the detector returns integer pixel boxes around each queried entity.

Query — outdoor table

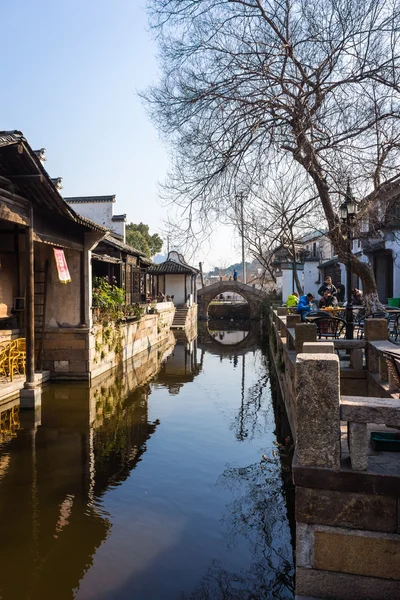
[318,307,345,317]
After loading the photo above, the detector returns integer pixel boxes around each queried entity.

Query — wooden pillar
[184,274,187,304]
[25,213,35,384]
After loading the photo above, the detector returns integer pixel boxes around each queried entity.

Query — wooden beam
[0,198,30,226]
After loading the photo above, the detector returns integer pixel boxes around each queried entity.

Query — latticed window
[132,270,141,303]
[125,266,132,305]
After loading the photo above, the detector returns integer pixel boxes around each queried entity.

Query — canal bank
[269,307,400,600]
[0,324,294,600]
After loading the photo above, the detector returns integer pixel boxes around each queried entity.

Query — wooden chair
[388,313,400,342]
[10,338,26,378]
[0,347,8,381]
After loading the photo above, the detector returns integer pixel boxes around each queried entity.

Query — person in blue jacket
[297,293,315,321]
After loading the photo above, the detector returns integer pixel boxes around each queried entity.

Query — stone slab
[296,567,400,600]
[296,354,340,469]
[303,342,334,354]
[313,526,400,580]
[295,487,397,532]
[334,340,366,349]
[340,396,400,426]
[292,454,400,497]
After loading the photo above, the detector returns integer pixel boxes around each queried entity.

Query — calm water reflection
[0,328,294,600]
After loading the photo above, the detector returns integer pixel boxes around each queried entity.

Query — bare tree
[144,0,400,311]
[233,163,321,294]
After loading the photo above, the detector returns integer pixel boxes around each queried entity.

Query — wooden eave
[92,253,122,265]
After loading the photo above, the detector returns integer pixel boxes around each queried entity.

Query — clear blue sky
[1,0,240,270]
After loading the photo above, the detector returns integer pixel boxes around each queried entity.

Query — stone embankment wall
[186,304,198,326]
[42,303,176,381]
[269,308,400,600]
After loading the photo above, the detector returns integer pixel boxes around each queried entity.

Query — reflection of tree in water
[232,353,271,442]
[181,456,294,600]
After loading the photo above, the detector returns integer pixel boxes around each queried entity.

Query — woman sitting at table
[319,290,338,309]
[318,276,337,298]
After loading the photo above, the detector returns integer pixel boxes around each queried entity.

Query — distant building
[65,195,126,242]
[148,251,199,305]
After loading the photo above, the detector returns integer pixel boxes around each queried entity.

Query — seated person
[319,291,338,309]
[318,276,337,298]
[286,292,299,307]
[296,293,315,321]
[352,288,363,306]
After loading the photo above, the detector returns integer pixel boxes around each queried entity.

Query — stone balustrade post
[287,314,301,350]
[364,318,388,341]
[295,323,317,354]
[348,422,368,471]
[388,368,399,393]
[296,353,341,470]
[277,306,288,316]
[365,319,388,374]
[349,348,363,370]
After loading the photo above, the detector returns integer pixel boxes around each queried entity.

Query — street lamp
[341,182,357,339]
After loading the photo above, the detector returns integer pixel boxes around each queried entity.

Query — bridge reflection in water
[0,323,294,600]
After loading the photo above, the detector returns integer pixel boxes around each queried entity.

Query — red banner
[53,248,71,284]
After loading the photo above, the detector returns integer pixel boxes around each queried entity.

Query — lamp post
[340,182,356,339]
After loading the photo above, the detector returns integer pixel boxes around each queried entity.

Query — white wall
[165,274,186,304]
[281,269,293,302]
[303,261,321,297]
[68,200,126,242]
[111,220,126,240]
[70,201,113,226]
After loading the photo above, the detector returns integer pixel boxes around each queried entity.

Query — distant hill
[207,262,252,276]
[153,253,168,264]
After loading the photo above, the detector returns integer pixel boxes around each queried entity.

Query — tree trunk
[293,141,384,315]
[349,255,385,315]
[293,263,303,295]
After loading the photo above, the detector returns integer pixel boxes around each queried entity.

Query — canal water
[0,326,294,600]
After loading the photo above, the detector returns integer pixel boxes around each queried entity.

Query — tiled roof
[112,214,126,222]
[0,130,106,233]
[148,260,198,275]
[65,195,116,204]
[103,234,147,258]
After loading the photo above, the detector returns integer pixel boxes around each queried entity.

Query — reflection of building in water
[153,332,203,395]
[0,336,174,600]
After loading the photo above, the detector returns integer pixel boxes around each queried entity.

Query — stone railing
[340,394,400,471]
[269,308,400,599]
[293,351,400,600]
[271,310,400,397]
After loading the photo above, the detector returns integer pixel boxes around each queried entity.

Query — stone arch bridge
[197,280,265,320]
